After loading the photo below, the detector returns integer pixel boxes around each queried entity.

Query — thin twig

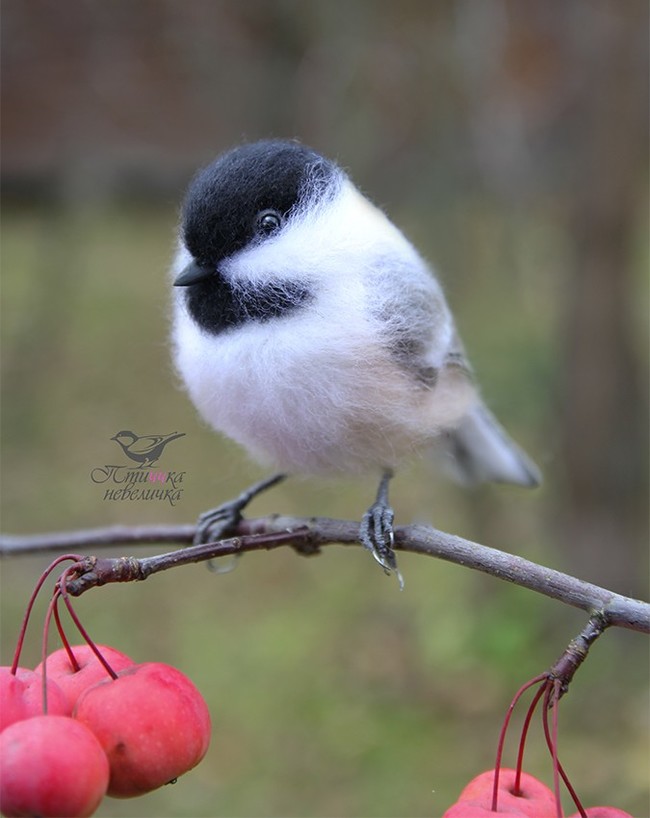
[1,516,648,634]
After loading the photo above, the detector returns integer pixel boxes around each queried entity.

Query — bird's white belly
[173,305,475,475]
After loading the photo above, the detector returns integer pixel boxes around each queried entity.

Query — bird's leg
[193,473,287,545]
[360,469,403,587]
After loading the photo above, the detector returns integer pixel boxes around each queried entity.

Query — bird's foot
[194,504,241,547]
[359,471,403,589]
[193,473,286,545]
[360,500,395,571]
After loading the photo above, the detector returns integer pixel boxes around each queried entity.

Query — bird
[170,139,540,582]
[111,430,185,467]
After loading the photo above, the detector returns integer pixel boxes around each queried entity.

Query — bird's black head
[174,140,342,335]
[180,139,339,269]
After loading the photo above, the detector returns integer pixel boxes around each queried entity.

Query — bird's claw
[192,473,287,546]
[360,500,403,587]
[194,503,242,545]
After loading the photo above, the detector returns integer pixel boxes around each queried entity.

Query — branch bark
[1,516,648,634]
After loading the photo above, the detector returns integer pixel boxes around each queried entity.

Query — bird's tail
[436,403,541,488]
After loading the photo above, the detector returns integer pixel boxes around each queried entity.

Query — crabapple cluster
[441,673,633,818]
[442,769,632,817]
[0,557,211,817]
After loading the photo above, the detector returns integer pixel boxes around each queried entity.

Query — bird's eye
[256,209,283,236]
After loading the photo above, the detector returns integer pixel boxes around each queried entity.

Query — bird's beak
[173,261,214,287]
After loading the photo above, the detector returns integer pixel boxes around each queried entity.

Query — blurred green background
[1,2,648,816]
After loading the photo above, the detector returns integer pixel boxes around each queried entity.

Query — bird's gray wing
[371,257,540,488]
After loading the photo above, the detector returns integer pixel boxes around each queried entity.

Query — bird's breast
[173,299,475,475]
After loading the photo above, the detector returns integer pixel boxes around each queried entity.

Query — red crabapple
[0,666,70,730]
[34,644,134,712]
[0,714,109,817]
[442,802,529,816]
[458,768,556,817]
[74,661,211,797]
[568,809,634,817]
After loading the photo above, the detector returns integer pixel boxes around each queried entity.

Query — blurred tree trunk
[558,11,648,593]
[449,1,648,593]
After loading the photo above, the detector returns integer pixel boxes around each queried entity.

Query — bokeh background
[1,1,648,816]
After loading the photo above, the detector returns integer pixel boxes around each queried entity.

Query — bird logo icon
[110,431,186,468]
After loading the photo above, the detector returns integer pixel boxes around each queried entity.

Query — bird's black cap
[180,139,340,268]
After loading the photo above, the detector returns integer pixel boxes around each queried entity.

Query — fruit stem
[541,678,586,818]
[544,680,564,818]
[10,554,83,674]
[52,592,81,672]
[57,566,119,680]
[40,590,63,714]
[513,678,547,794]
[491,673,546,812]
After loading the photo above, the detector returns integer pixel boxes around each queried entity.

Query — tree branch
[1,516,648,634]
